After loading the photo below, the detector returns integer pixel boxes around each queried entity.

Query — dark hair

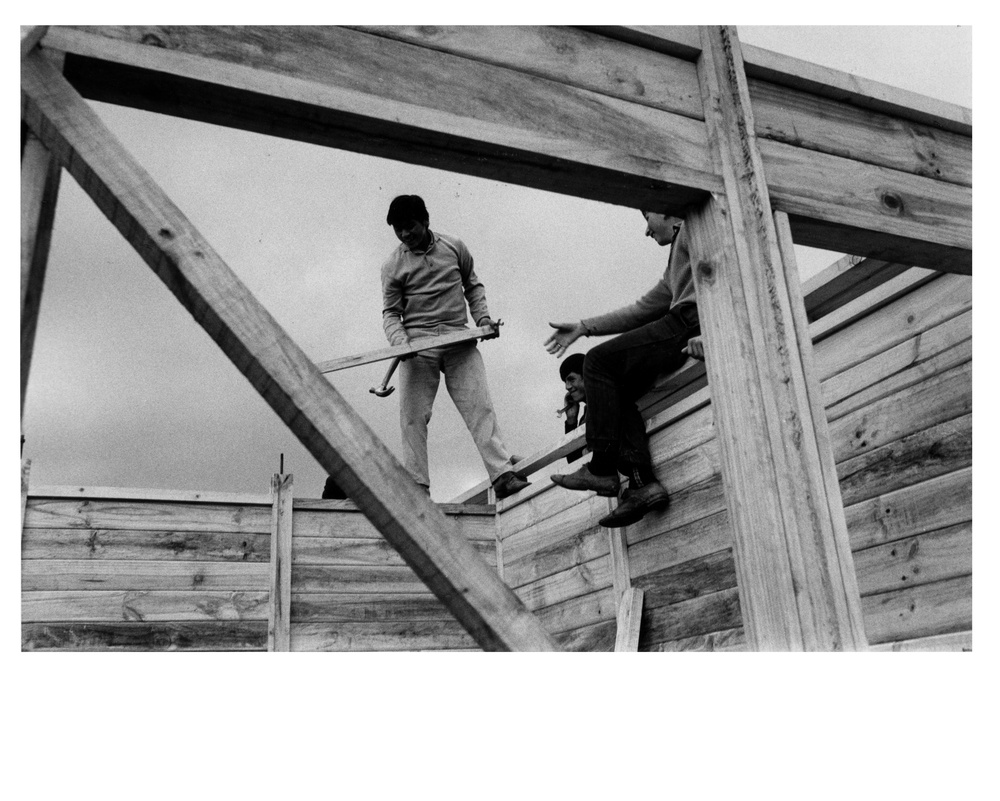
[386,195,429,226]
[559,353,585,381]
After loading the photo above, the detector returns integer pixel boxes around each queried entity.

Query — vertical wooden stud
[614,587,644,652]
[688,26,867,650]
[268,472,294,652]
[21,459,31,535]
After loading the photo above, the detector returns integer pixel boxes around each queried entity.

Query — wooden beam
[317,324,497,374]
[21,26,48,59]
[687,27,866,650]
[608,523,632,605]
[268,473,294,651]
[614,587,644,652]
[21,51,557,652]
[21,459,31,534]
[20,51,64,420]
[45,25,717,213]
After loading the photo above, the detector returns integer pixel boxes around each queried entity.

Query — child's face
[393,219,430,251]
[564,372,586,403]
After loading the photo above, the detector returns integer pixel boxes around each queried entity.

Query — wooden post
[687,26,867,650]
[614,587,644,652]
[21,459,31,535]
[20,51,63,421]
[21,52,556,652]
[268,473,294,652]
[607,512,631,605]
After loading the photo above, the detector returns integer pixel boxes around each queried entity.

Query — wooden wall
[21,488,496,652]
[496,266,972,652]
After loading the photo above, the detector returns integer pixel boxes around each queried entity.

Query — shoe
[551,465,620,497]
[598,481,670,528]
[493,471,531,499]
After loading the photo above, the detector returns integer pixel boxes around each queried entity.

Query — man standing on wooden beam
[381,195,529,499]
[544,210,702,527]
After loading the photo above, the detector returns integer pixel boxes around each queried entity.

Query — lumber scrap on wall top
[20,50,556,652]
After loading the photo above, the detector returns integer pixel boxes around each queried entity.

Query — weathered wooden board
[626,509,732,578]
[290,620,479,651]
[317,324,497,373]
[48,25,717,211]
[21,559,268,592]
[294,536,496,567]
[553,619,617,652]
[632,549,737,610]
[646,626,747,652]
[20,527,270,562]
[513,556,613,612]
[23,498,272,533]
[268,472,293,651]
[845,468,972,552]
[502,494,610,565]
[869,630,971,652]
[637,586,742,648]
[823,312,971,419]
[503,524,608,589]
[499,483,609,545]
[862,574,972,645]
[22,590,270,622]
[853,523,972,597]
[614,587,644,652]
[291,564,440,595]
[838,415,971,506]
[536,587,617,636]
[22,621,267,651]
[829,361,971,464]
[801,256,909,323]
[290,593,455,623]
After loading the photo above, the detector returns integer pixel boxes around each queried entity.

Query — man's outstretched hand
[545,321,585,357]
[682,335,705,361]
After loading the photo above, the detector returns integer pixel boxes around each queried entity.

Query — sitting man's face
[564,371,586,403]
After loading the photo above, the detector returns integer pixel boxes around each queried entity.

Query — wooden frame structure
[21,26,971,651]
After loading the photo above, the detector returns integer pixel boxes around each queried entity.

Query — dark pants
[583,303,699,475]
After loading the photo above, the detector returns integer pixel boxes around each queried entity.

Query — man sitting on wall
[544,209,703,528]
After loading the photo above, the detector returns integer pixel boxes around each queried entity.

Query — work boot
[551,464,620,497]
[493,471,531,499]
[598,481,670,528]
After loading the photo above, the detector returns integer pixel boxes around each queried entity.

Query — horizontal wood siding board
[290,621,479,651]
[23,498,272,533]
[22,621,267,651]
[869,630,971,652]
[291,499,495,516]
[514,555,614,612]
[22,590,271,622]
[638,587,742,649]
[822,310,972,418]
[627,510,732,579]
[292,536,495,567]
[838,415,971,507]
[553,618,617,652]
[21,528,270,562]
[290,593,456,623]
[27,485,271,505]
[291,564,440,594]
[646,626,748,652]
[632,549,738,610]
[21,559,269,592]
[535,587,617,635]
[499,483,607,543]
[53,27,717,212]
[502,495,611,565]
[829,361,971,465]
[503,524,609,589]
[291,508,496,541]
[861,574,972,645]
[853,523,972,597]
[845,468,972,552]
[803,258,912,323]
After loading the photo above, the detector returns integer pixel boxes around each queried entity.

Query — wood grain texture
[646,626,747,652]
[503,524,608,589]
[290,593,455,623]
[853,523,971,597]
[869,630,971,652]
[689,26,865,650]
[22,620,267,651]
[513,555,613,612]
[22,590,270,622]
[632,549,737,610]
[21,559,268,592]
[535,587,617,636]
[861,574,971,645]
[268,473,293,651]
[316,325,497,373]
[614,587,644,652]
[553,618,617,652]
[290,620,479,651]
[21,527,269,562]
[21,52,555,652]
[23,497,272,533]
[638,586,742,648]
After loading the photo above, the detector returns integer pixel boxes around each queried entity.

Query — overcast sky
[19,25,973,503]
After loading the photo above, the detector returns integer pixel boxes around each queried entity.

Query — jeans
[583,303,699,474]
[399,328,513,487]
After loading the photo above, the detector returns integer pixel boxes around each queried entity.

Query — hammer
[370,356,402,398]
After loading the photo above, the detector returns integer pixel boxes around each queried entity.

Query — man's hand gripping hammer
[370,357,402,398]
